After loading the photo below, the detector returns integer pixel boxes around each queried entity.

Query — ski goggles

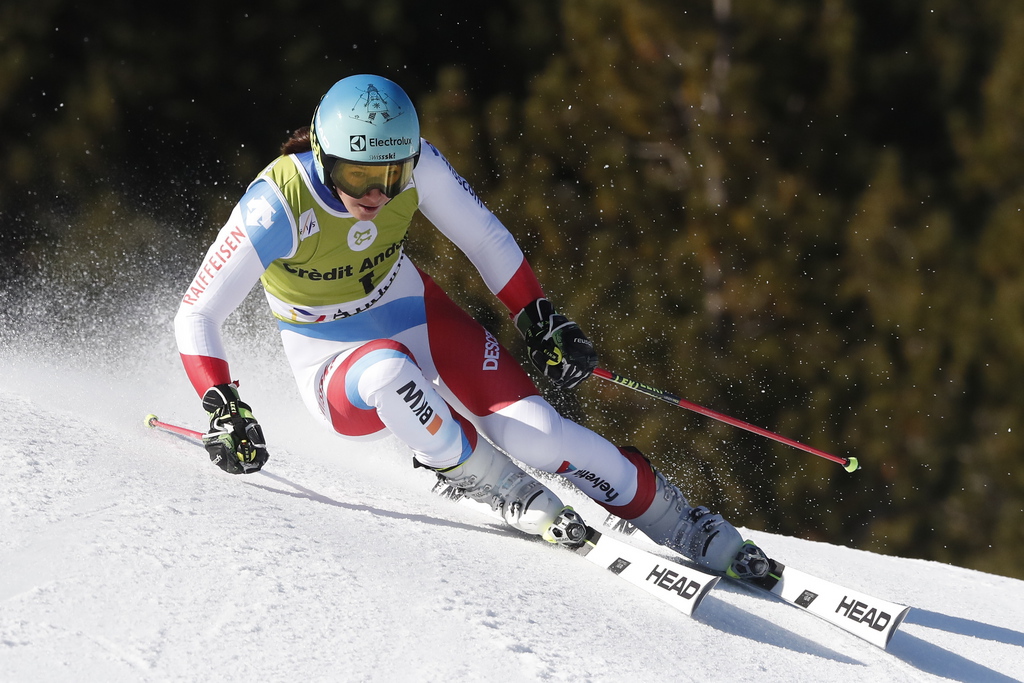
[326,156,416,199]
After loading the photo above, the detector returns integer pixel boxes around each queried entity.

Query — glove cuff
[202,383,241,413]
[515,298,555,337]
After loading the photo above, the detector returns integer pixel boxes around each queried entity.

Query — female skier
[174,74,768,579]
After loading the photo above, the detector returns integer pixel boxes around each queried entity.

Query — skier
[174,74,769,579]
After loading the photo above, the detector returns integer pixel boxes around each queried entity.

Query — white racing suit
[174,140,751,572]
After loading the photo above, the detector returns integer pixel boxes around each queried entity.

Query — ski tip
[843,456,860,473]
[144,414,159,429]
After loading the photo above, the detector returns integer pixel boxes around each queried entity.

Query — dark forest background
[3,0,1023,579]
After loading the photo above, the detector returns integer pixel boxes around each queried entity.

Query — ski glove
[515,298,598,390]
[201,384,269,474]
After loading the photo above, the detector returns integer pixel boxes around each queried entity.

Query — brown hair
[280,126,312,155]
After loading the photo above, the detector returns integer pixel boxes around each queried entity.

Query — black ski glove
[515,298,598,390]
[201,384,269,474]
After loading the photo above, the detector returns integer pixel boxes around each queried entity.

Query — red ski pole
[144,414,204,444]
[591,368,859,472]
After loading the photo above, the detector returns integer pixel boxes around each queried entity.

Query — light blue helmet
[310,75,420,197]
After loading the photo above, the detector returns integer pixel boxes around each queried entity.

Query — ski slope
[1,292,1022,683]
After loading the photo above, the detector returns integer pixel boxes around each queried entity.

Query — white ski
[433,480,718,617]
[576,526,719,617]
[749,560,910,649]
[603,515,910,649]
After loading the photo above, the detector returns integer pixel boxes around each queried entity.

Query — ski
[574,526,719,617]
[603,515,910,649]
[433,480,719,617]
[746,558,910,649]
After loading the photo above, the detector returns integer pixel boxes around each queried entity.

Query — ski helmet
[310,75,420,198]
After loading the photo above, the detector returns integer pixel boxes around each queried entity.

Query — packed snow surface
[1,297,1022,683]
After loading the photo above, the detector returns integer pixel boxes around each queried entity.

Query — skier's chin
[341,192,388,220]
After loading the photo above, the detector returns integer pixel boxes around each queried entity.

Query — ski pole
[144,414,204,444]
[591,368,860,472]
[145,414,291,487]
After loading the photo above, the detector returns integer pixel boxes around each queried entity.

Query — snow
[1,295,1022,683]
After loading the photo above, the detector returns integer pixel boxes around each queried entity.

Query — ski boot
[436,440,586,547]
[629,467,770,578]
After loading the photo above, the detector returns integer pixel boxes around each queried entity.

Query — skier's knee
[355,340,421,394]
